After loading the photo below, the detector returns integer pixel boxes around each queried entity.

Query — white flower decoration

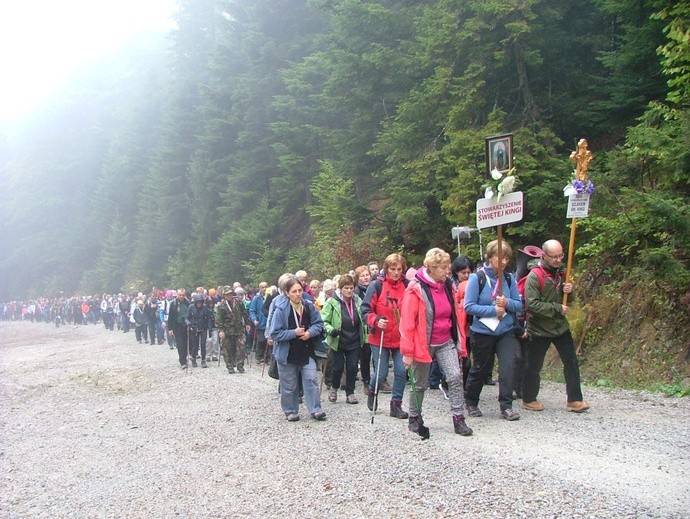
[498,175,515,194]
[484,186,495,200]
[563,184,576,197]
[490,168,503,180]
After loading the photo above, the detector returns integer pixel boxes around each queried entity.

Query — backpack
[476,268,512,296]
[515,264,559,325]
[369,275,409,299]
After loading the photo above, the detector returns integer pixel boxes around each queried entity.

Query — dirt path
[1,321,688,518]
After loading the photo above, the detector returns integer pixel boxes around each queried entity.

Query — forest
[0,1,688,387]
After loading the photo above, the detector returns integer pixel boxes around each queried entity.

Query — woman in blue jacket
[270,276,326,422]
[464,240,522,421]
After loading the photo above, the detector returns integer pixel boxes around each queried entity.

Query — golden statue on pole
[564,139,593,305]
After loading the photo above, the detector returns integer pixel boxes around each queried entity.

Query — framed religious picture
[485,133,513,176]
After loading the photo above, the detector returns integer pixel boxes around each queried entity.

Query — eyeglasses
[543,252,565,260]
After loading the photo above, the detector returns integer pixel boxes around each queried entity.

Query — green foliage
[579,189,690,286]
[653,2,690,107]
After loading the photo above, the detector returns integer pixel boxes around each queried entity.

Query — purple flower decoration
[586,180,595,195]
[573,179,585,193]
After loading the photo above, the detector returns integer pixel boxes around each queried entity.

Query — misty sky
[0,0,176,123]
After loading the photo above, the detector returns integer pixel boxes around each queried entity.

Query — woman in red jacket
[452,256,474,389]
[400,248,473,436]
[361,253,409,419]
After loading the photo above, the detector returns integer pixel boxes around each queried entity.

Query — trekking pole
[186,326,191,375]
[319,358,325,397]
[262,340,270,378]
[248,328,256,369]
[408,367,430,440]
[371,330,385,424]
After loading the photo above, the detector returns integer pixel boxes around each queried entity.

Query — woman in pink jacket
[400,248,473,436]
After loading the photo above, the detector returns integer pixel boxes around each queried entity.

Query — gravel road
[1,321,688,519]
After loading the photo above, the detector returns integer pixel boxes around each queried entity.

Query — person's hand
[402,355,413,369]
[245,324,251,332]
[254,320,259,326]
[267,338,274,346]
[560,305,569,315]
[563,283,573,294]
[294,326,305,337]
[330,329,340,337]
[495,305,506,319]
[168,330,174,336]
[495,295,507,308]
[377,318,388,330]
[300,330,311,342]
[219,331,225,339]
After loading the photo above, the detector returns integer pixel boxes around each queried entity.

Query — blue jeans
[369,346,406,401]
[277,358,322,416]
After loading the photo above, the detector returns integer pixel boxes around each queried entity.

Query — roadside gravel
[1,322,688,518]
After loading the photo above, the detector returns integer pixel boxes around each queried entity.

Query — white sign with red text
[476,191,524,229]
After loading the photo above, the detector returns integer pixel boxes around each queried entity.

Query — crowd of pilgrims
[2,240,589,438]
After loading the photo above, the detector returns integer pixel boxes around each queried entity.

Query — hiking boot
[566,401,590,413]
[191,359,198,368]
[328,390,337,403]
[453,415,473,436]
[485,376,496,386]
[522,400,545,411]
[501,408,520,421]
[466,405,483,418]
[227,367,235,374]
[237,366,245,373]
[367,388,378,411]
[181,363,188,370]
[286,413,300,422]
[346,394,359,404]
[379,380,392,393]
[311,411,327,421]
[389,399,409,419]
[408,415,424,433]
[201,360,208,368]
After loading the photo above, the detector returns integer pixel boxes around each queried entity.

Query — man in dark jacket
[167,289,190,369]
[522,240,589,413]
[186,294,213,368]
[249,282,269,363]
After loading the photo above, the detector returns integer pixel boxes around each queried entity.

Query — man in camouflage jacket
[215,286,250,373]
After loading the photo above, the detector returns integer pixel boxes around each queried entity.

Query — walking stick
[261,339,270,378]
[371,330,385,424]
[248,328,257,369]
[218,332,222,367]
[319,358,325,397]
[408,367,430,440]
[186,326,191,375]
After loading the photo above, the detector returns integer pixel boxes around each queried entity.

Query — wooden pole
[563,218,576,306]
[496,224,503,296]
